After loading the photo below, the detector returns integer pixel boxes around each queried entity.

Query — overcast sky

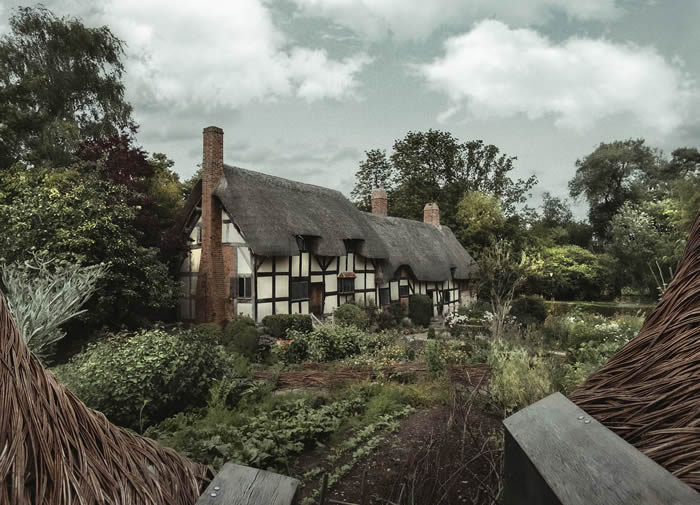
[2,0,699,216]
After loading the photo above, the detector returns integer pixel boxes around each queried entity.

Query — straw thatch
[0,293,213,505]
[363,212,479,281]
[570,212,700,491]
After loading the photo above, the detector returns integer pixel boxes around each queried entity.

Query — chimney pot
[423,202,440,227]
[371,188,388,216]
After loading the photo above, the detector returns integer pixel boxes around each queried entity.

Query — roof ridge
[223,164,346,197]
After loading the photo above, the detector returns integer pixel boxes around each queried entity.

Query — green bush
[376,310,398,330]
[275,325,395,364]
[55,327,234,430]
[543,312,642,349]
[334,303,369,330]
[487,341,554,416]
[408,294,432,327]
[193,323,225,343]
[510,296,547,327]
[424,341,445,378]
[427,327,436,339]
[262,314,313,339]
[222,316,259,360]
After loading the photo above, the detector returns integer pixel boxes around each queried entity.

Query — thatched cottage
[175,126,479,323]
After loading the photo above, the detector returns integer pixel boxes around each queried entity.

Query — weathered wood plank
[503,392,699,505]
[196,463,299,505]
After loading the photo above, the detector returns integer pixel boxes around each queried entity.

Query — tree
[387,131,536,229]
[0,254,106,363]
[478,241,541,339]
[0,6,132,167]
[568,139,661,240]
[524,245,613,300]
[606,201,680,296]
[454,191,506,253]
[0,166,178,329]
[350,149,393,211]
[540,192,573,227]
[352,130,537,229]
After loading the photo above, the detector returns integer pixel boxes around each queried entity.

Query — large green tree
[568,139,661,240]
[0,165,178,329]
[352,130,537,230]
[0,6,132,168]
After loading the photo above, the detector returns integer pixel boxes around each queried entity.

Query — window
[338,277,355,294]
[379,288,390,305]
[296,235,309,252]
[234,277,251,298]
[443,289,450,303]
[196,225,202,244]
[344,239,357,254]
[291,279,310,301]
[399,285,409,298]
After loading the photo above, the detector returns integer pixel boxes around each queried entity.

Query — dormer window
[296,235,309,252]
[344,239,358,254]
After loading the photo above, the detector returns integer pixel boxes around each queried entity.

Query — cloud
[289,0,621,41]
[1,0,371,109]
[416,20,695,134]
[102,0,370,109]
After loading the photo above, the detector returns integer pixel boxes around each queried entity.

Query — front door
[311,283,323,316]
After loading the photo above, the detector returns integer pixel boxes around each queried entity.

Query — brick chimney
[195,126,228,323]
[371,188,388,216]
[423,202,440,226]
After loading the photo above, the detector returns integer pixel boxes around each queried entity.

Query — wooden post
[359,468,368,505]
[319,473,329,505]
[195,463,299,505]
[502,393,699,505]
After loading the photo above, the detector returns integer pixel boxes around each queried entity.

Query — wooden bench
[196,463,299,505]
[503,393,699,505]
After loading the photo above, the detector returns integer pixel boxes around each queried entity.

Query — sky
[1,0,699,217]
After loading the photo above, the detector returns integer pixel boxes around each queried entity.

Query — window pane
[379,288,390,305]
[399,285,409,298]
[291,280,309,301]
[339,278,355,294]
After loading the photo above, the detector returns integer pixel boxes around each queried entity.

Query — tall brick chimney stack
[196,126,227,323]
[371,188,388,216]
[423,202,440,227]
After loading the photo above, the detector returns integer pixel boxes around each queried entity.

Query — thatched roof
[363,213,478,282]
[215,165,388,258]
[178,165,478,282]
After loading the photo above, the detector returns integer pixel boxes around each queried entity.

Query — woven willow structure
[0,294,212,505]
[570,212,700,491]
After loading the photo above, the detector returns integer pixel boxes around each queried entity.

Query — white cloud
[289,0,621,41]
[100,0,370,109]
[0,0,370,109]
[417,20,695,134]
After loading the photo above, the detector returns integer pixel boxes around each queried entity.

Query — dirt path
[295,404,502,505]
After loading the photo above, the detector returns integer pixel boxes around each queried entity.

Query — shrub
[193,323,225,343]
[424,341,445,378]
[510,296,547,327]
[275,325,395,364]
[222,316,260,360]
[427,327,436,339]
[1,253,106,362]
[376,311,398,330]
[262,314,313,339]
[543,312,642,349]
[334,303,369,330]
[409,294,432,327]
[487,341,554,416]
[54,327,234,430]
